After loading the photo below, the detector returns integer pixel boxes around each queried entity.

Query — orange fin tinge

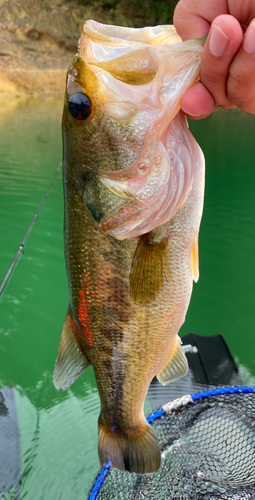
[130,234,170,305]
[191,232,199,282]
[98,417,160,473]
[53,312,90,391]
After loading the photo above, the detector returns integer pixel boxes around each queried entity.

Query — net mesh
[89,389,255,500]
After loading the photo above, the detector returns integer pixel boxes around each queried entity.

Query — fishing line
[0,163,62,296]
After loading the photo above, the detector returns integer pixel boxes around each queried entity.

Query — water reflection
[182,109,255,377]
[13,381,100,499]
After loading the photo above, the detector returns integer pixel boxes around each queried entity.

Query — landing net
[88,387,255,500]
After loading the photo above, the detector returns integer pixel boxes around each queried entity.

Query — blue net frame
[88,386,255,500]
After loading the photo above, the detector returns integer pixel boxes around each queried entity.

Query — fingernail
[244,21,255,53]
[181,106,207,118]
[209,24,230,57]
[182,110,203,117]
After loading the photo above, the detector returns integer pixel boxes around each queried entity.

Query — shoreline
[0,68,67,103]
[0,0,177,102]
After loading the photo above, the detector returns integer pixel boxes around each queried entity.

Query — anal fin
[157,336,188,386]
[53,313,90,391]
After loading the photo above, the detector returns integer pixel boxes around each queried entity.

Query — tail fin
[98,418,161,474]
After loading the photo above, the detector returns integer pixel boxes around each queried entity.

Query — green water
[0,99,254,498]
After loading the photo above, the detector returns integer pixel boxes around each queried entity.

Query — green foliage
[136,0,178,25]
[70,0,179,27]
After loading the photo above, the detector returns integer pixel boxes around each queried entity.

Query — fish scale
[53,20,205,474]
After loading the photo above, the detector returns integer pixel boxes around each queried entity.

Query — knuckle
[218,103,236,111]
[201,67,223,89]
[227,88,255,112]
[173,1,191,33]
[200,68,234,110]
[173,0,200,37]
[173,11,183,32]
[229,65,248,88]
[227,68,252,108]
[227,92,243,108]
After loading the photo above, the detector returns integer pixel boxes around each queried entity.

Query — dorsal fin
[53,313,90,391]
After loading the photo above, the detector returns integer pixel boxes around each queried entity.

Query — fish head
[63,21,205,237]
[63,54,148,176]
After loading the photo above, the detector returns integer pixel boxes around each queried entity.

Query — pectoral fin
[53,313,90,391]
[191,232,199,282]
[157,336,188,386]
[130,234,170,304]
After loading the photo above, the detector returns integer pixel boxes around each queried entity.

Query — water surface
[0,100,254,498]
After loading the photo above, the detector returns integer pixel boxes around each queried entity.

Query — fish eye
[68,92,92,122]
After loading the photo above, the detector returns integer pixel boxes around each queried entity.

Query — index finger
[174,0,255,41]
[173,0,227,40]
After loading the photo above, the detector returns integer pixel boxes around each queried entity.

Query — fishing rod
[0,163,62,297]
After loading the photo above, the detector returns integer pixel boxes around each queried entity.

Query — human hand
[174,0,255,118]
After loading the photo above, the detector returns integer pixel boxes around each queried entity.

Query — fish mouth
[74,19,203,125]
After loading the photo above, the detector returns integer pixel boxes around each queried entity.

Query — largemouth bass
[53,20,205,474]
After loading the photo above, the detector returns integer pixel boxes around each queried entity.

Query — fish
[53,20,205,474]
